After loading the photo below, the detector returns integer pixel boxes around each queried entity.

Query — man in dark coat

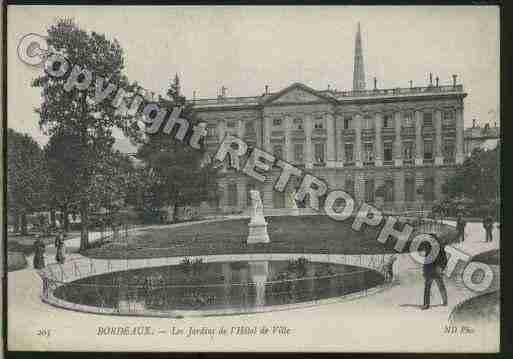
[456,213,466,242]
[33,236,46,269]
[54,231,66,264]
[483,215,494,242]
[421,235,448,310]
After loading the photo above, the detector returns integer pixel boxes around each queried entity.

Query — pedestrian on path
[383,254,397,283]
[33,236,46,269]
[54,231,66,264]
[456,213,466,242]
[421,235,448,310]
[483,215,494,242]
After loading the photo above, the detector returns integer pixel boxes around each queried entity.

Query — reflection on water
[54,259,383,312]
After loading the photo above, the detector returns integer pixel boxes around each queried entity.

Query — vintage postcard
[5,5,500,353]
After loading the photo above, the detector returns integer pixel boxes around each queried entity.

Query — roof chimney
[472,118,477,128]
[435,76,439,87]
[265,85,269,95]
[429,73,433,86]
[373,77,377,90]
[452,74,458,87]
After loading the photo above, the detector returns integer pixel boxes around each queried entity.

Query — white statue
[247,190,270,243]
[249,190,265,224]
[289,190,300,215]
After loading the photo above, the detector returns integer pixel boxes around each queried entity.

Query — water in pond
[54,260,384,312]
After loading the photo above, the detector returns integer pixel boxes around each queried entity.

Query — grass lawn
[451,291,500,324]
[7,252,28,272]
[472,249,499,265]
[84,215,457,259]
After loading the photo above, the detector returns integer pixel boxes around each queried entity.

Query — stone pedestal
[247,219,270,244]
[249,261,269,306]
[247,189,270,243]
[290,191,300,216]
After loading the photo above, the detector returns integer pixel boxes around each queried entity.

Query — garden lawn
[84,215,457,259]
[451,291,500,324]
[472,249,499,265]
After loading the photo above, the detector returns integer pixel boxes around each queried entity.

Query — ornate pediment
[264,83,334,105]
[272,88,324,103]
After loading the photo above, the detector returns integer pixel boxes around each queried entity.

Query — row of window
[343,110,455,130]
[225,177,436,207]
[272,117,323,130]
[270,111,454,131]
[270,140,455,164]
[207,110,456,138]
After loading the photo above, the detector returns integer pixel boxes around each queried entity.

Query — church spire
[353,22,366,91]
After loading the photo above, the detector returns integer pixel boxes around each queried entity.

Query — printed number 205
[37,329,51,337]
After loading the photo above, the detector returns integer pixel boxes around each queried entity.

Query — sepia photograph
[4,4,501,353]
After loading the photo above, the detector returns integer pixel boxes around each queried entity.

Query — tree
[32,18,139,250]
[44,128,82,232]
[88,150,135,222]
[443,146,500,215]
[136,75,219,222]
[7,129,47,235]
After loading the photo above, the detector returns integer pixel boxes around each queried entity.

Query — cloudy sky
[7,5,499,151]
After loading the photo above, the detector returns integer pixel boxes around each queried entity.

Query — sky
[7,5,500,151]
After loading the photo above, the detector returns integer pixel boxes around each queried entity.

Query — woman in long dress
[55,232,66,264]
[33,236,46,269]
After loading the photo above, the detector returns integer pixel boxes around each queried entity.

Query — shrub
[8,252,28,271]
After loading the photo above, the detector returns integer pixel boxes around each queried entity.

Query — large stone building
[464,119,500,156]
[192,24,467,214]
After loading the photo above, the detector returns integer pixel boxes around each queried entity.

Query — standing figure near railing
[456,213,466,242]
[483,215,494,242]
[41,272,49,299]
[33,236,46,269]
[382,255,397,283]
[55,231,66,264]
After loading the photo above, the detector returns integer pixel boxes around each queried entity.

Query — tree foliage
[135,75,219,221]
[443,146,500,214]
[7,129,47,234]
[32,18,139,249]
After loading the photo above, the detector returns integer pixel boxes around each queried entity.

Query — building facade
[464,119,500,156]
[192,25,467,214]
